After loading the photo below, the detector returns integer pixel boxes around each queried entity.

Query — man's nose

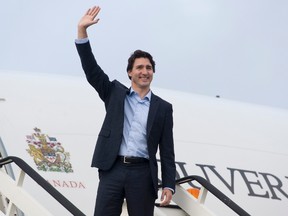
[142,68,148,74]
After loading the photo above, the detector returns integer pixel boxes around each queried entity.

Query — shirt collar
[129,88,151,101]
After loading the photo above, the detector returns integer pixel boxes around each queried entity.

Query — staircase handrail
[159,175,250,216]
[0,156,85,216]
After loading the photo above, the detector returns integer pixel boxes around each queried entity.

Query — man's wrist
[163,187,174,194]
[77,26,88,40]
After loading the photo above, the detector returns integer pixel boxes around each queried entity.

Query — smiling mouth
[140,78,149,83]
[140,76,149,80]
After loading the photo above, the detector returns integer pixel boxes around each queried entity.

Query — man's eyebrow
[135,64,152,68]
[135,64,144,68]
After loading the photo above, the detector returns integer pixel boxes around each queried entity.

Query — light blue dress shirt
[119,88,151,159]
[75,37,89,44]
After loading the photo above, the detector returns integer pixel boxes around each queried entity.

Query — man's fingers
[160,198,170,206]
[160,189,173,206]
[89,6,101,18]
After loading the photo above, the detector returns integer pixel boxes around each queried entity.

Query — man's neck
[131,86,150,99]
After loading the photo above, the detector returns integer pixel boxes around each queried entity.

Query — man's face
[128,57,154,90]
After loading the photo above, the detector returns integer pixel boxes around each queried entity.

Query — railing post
[198,187,208,204]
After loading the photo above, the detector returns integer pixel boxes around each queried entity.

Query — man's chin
[140,82,151,88]
[142,81,149,84]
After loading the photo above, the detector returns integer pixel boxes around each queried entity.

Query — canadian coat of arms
[26,128,73,173]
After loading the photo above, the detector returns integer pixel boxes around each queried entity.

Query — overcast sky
[1,0,288,109]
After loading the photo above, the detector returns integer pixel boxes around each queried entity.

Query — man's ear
[127,71,132,80]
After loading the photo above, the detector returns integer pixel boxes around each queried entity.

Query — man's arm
[77,6,101,39]
[160,103,176,206]
[76,6,113,102]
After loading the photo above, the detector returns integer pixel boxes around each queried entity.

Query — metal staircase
[0,156,250,216]
[155,176,250,216]
[0,156,85,216]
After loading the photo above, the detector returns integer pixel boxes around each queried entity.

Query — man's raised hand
[78,6,101,39]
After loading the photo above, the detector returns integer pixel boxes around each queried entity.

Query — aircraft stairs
[0,156,250,216]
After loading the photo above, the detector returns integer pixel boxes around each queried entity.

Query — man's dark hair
[126,50,156,79]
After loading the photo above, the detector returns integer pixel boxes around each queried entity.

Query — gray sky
[1,0,288,109]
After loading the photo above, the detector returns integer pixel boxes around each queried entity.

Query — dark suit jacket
[76,41,176,196]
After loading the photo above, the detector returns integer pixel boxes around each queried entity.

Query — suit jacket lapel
[147,93,160,137]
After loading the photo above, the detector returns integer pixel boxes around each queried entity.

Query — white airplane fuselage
[0,71,287,215]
